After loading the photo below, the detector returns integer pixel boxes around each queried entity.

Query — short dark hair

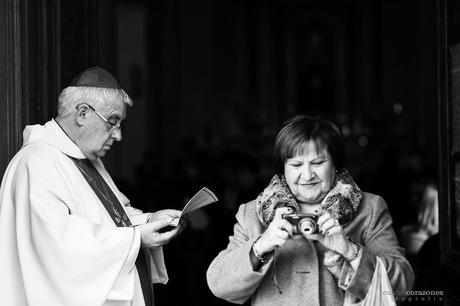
[274,115,346,174]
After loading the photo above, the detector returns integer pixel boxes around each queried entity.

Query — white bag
[344,257,396,306]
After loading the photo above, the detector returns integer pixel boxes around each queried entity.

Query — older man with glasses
[0,67,183,306]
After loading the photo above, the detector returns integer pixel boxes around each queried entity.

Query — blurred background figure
[400,181,442,306]
[400,182,439,259]
[400,182,439,261]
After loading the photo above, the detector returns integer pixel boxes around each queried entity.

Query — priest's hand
[138,215,182,249]
[149,209,187,233]
[148,209,182,224]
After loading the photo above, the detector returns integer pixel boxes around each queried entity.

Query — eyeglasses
[77,104,122,133]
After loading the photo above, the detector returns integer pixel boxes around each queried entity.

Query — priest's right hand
[137,218,180,249]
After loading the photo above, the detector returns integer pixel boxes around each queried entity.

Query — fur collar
[256,169,362,227]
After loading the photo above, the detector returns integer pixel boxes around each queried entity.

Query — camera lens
[298,218,317,234]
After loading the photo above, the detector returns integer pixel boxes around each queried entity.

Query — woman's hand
[253,207,295,256]
[304,212,356,259]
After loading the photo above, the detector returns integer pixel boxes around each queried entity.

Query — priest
[0,67,183,306]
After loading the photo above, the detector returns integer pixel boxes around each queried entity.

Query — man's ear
[75,104,90,127]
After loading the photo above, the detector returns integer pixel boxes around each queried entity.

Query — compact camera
[283,213,319,235]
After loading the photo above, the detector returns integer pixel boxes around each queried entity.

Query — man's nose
[112,129,122,142]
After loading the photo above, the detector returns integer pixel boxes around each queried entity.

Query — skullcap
[69,66,121,89]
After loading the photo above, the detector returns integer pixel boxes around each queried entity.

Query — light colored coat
[207,192,414,305]
[0,119,167,306]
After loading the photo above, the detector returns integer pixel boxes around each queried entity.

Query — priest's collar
[45,119,87,159]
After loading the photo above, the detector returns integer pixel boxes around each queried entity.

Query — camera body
[283,213,319,235]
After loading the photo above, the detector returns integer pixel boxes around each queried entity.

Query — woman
[206,115,414,305]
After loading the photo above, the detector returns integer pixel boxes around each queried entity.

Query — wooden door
[0,0,105,180]
[437,0,460,304]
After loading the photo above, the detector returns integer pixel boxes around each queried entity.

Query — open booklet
[169,187,219,227]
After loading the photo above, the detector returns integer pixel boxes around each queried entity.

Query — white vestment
[0,119,168,306]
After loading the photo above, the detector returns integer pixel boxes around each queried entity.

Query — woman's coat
[207,192,414,305]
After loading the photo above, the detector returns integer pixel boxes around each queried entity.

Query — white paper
[170,187,218,226]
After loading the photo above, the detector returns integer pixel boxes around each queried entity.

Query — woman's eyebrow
[310,155,327,161]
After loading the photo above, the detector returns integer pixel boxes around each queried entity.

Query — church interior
[0,0,459,305]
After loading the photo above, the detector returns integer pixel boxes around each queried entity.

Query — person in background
[0,67,183,306]
[401,181,441,304]
[400,182,439,260]
[206,115,414,305]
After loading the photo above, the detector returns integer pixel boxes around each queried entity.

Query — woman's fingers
[273,206,294,221]
[318,216,340,235]
[326,225,341,235]
[317,212,332,227]
[278,229,290,240]
[303,212,351,255]
[258,208,296,253]
[279,219,295,236]
[273,207,295,235]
